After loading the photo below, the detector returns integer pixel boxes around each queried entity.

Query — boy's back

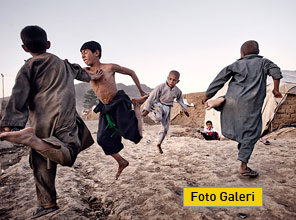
[2,52,93,153]
[0,26,100,218]
[203,40,282,177]
[205,54,282,144]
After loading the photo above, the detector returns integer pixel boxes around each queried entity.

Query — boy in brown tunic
[80,41,148,180]
[0,26,101,218]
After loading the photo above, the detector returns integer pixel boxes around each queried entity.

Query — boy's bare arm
[202,96,209,104]
[176,93,189,117]
[111,64,148,96]
[272,79,282,98]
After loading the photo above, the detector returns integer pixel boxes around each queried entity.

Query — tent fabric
[261,82,296,133]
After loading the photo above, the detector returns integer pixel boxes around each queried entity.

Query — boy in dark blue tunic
[203,40,282,177]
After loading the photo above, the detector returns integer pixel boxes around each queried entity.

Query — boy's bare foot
[132,95,149,106]
[205,97,225,110]
[115,159,129,180]
[0,127,35,145]
[156,144,163,154]
[141,110,149,117]
[0,127,53,151]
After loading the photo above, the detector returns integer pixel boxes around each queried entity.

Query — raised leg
[205,97,225,110]
[0,127,55,151]
[132,95,148,136]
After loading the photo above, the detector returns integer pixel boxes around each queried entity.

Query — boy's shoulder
[100,63,119,72]
[171,84,182,92]
[25,53,60,64]
[230,54,266,68]
[20,53,62,71]
[153,82,166,90]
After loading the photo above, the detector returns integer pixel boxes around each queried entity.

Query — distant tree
[83,89,99,109]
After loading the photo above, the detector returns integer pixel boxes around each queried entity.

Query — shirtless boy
[80,41,148,180]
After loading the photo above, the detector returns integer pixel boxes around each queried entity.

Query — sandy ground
[0,121,295,220]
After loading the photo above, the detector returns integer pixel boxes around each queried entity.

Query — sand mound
[171,92,205,128]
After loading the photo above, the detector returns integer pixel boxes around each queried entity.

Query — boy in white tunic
[142,71,189,153]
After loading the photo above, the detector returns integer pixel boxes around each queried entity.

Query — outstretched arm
[112,64,147,96]
[176,93,189,117]
[202,66,233,104]
[0,66,31,129]
[263,59,283,98]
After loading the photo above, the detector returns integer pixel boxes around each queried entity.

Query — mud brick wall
[271,94,296,131]
[171,92,205,128]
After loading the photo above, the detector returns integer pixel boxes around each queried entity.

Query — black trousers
[202,132,219,140]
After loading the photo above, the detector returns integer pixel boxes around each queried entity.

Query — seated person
[198,120,220,140]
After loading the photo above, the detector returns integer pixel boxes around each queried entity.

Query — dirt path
[0,122,295,219]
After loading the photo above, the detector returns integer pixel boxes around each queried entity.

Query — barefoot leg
[132,96,148,137]
[111,153,129,180]
[131,95,149,105]
[156,144,163,154]
[0,127,53,151]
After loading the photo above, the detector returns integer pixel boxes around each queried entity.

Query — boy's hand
[141,110,149,117]
[184,111,189,117]
[88,69,103,81]
[202,96,209,104]
[272,90,282,98]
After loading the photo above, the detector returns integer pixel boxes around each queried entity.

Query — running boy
[0,26,102,218]
[202,40,282,177]
[142,70,189,154]
[80,41,148,180]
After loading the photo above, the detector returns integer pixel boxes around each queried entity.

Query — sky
[0,0,295,97]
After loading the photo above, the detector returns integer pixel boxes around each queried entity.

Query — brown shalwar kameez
[0,53,94,206]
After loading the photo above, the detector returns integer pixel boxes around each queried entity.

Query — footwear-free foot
[115,160,129,180]
[132,95,149,106]
[32,205,59,219]
[157,144,163,154]
[205,97,225,110]
[0,127,35,146]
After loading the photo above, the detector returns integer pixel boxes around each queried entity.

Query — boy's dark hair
[206,120,212,125]
[169,70,180,79]
[240,40,259,56]
[20,25,47,53]
[80,41,102,59]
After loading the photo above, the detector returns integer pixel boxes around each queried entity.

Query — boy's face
[167,73,179,88]
[206,123,212,129]
[81,49,99,66]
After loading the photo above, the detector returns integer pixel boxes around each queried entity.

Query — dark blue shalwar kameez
[205,55,282,163]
